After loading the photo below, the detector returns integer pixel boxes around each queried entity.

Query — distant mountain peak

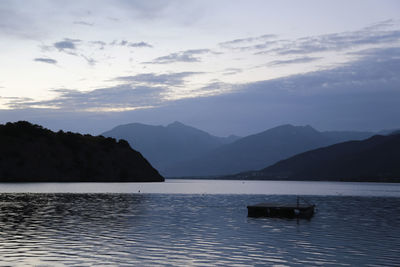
[102,121,239,175]
[271,124,312,129]
[273,124,294,129]
[167,121,186,128]
[102,121,379,177]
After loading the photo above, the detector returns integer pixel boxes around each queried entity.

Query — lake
[0,180,400,266]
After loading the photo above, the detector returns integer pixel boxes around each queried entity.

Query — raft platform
[247,202,315,219]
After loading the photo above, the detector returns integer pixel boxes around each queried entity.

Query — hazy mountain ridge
[164,124,328,176]
[0,121,163,182]
[234,133,400,182]
[102,121,395,177]
[321,131,374,144]
[165,125,379,177]
[102,121,240,174]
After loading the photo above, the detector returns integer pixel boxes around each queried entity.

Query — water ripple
[0,194,399,266]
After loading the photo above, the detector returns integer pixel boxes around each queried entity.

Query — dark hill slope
[0,121,163,182]
[241,133,400,182]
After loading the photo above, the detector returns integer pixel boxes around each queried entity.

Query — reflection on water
[1,180,400,196]
[0,194,399,266]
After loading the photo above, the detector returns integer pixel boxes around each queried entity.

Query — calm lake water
[0,180,399,266]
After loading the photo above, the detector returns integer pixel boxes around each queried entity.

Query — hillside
[102,122,378,177]
[165,125,338,177]
[166,126,381,177]
[237,133,400,182]
[0,121,163,182]
[102,121,240,174]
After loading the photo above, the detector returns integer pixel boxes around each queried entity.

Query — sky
[1,0,400,136]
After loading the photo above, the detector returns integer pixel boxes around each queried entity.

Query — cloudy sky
[1,0,400,136]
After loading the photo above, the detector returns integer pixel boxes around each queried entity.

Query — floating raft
[247,202,315,219]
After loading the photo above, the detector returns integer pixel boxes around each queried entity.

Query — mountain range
[234,133,400,182]
[102,121,240,173]
[103,122,379,177]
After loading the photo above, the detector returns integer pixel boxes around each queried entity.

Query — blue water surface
[0,192,399,266]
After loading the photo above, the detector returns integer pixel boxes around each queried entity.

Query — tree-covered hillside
[0,121,163,182]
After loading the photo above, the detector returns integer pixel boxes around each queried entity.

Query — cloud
[34,57,57,64]
[256,26,400,56]
[217,21,400,56]
[3,47,400,136]
[110,40,153,48]
[145,49,212,64]
[91,41,106,46]
[45,38,152,66]
[196,81,231,96]
[0,0,195,42]
[128,47,400,135]
[118,40,128,46]
[7,84,164,112]
[129,41,153,48]
[115,72,204,86]
[219,34,277,48]
[3,71,208,112]
[54,38,81,51]
[8,46,400,112]
[349,46,400,58]
[222,68,242,76]
[219,33,285,52]
[80,54,96,66]
[90,40,106,49]
[2,96,33,103]
[248,47,400,98]
[363,19,396,31]
[73,21,93,26]
[50,38,97,65]
[268,56,322,66]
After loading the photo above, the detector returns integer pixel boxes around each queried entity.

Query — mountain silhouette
[0,121,163,182]
[235,133,400,182]
[102,122,383,177]
[165,125,376,177]
[102,121,239,174]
